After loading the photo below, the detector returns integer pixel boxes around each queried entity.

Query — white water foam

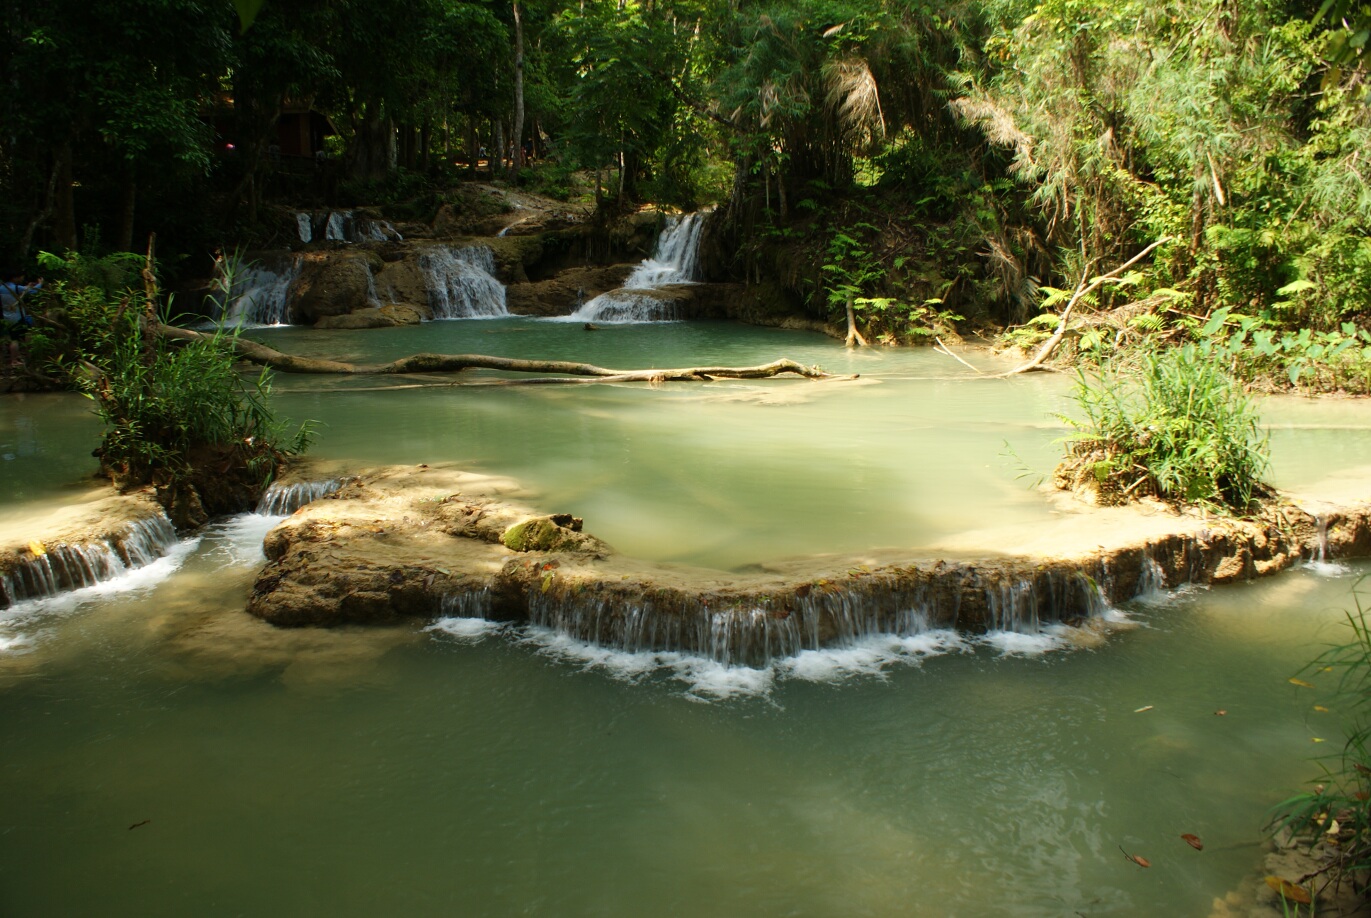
[428,617,1085,700]
[202,514,283,570]
[426,617,508,641]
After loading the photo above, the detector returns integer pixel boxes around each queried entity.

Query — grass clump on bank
[35,249,311,528]
[1055,342,1271,512]
[1269,580,1371,904]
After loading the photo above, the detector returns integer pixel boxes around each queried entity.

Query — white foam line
[425,616,508,640]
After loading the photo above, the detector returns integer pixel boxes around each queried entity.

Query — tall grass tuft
[1057,341,1271,511]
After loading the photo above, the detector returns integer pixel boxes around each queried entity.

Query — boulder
[289,250,384,324]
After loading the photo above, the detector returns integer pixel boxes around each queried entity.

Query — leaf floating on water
[27,540,45,557]
[1314,705,1330,713]
[1214,709,1228,716]
[1312,737,1325,743]
[1264,876,1312,905]
[1134,705,1154,713]
[128,819,150,831]
[1180,833,1203,850]
[1289,678,1316,688]
[1119,845,1151,867]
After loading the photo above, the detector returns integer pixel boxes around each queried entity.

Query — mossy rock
[501,514,607,554]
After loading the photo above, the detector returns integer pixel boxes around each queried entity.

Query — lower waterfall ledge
[245,463,1371,664]
[0,488,178,609]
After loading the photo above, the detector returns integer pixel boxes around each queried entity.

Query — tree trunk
[52,140,78,252]
[844,299,869,347]
[116,170,137,252]
[151,323,839,383]
[512,0,526,176]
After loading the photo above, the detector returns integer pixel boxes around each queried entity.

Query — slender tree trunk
[512,0,526,176]
[116,170,137,252]
[494,120,505,179]
[52,140,78,252]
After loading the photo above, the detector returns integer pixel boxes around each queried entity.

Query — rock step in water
[244,464,1371,667]
[0,513,178,609]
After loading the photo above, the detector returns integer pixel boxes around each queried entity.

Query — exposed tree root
[152,322,837,383]
[844,299,869,347]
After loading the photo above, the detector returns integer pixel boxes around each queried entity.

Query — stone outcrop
[244,462,1371,666]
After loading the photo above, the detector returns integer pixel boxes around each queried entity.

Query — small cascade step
[0,514,178,609]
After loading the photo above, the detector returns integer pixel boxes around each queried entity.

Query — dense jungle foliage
[0,0,1368,380]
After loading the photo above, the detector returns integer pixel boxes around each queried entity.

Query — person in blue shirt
[1,271,40,372]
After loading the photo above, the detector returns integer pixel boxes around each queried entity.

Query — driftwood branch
[152,322,836,382]
[999,236,1171,377]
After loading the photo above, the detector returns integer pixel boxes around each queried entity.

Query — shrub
[1057,342,1271,511]
[37,250,311,526]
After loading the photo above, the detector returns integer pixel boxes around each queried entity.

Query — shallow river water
[3,319,1371,916]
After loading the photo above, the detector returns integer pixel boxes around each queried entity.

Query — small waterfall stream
[572,213,705,323]
[256,479,347,516]
[0,514,178,609]
[220,259,301,326]
[419,245,509,319]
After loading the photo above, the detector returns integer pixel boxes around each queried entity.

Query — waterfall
[220,259,301,326]
[571,213,706,323]
[325,211,347,241]
[296,211,401,245]
[256,478,347,516]
[515,568,1113,668]
[1308,514,1348,575]
[419,245,509,319]
[0,514,178,610]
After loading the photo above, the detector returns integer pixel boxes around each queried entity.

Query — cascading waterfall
[0,514,178,609]
[419,245,509,319]
[256,479,348,517]
[295,211,402,245]
[220,259,301,326]
[571,213,706,323]
[429,567,1116,669]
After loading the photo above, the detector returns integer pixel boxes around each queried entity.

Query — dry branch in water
[151,323,837,383]
[999,236,1171,377]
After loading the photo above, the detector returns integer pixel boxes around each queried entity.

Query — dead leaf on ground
[1180,833,1203,850]
[27,540,45,556]
[1264,876,1312,905]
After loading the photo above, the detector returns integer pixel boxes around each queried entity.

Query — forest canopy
[2,0,1368,347]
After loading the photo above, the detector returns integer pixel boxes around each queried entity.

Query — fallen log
[151,322,836,382]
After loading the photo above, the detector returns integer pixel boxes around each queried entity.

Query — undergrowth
[1269,578,1371,904]
[1056,341,1271,511]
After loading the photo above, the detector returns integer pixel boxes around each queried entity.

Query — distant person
[1,271,39,371]
[0,271,39,325]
